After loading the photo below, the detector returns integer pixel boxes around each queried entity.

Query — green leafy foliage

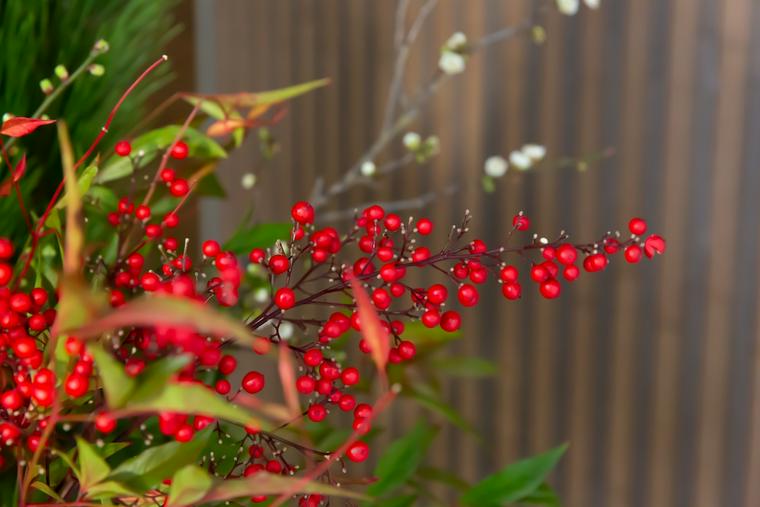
[0,0,179,241]
[460,444,568,507]
[367,422,438,498]
[76,437,111,490]
[224,222,292,254]
[166,465,214,507]
[96,125,227,183]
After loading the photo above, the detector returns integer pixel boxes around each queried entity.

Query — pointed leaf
[58,121,83,275]
[0,117,56,137]
[89,344,136,408]
[461,444,568,507]
[76,437,111,490]
[223,222,291,254]
[0,154,26,196]
[108,431,210,492]
[350,277,390,385]
[166,465,214,507]
[367,422,438,497]
[198,472,367,505]
[30,481,63,502]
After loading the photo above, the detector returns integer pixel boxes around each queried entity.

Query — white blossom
[509,150,532,170]
[445,32,467,51]
[278,321,294,340]
[360,160,376,176]
[439,51,466,75]
[253,287,270,303]
[584,0,601,9]
[522,144,546,161]
[557,0,580,15]
[403,132,421,150]
[484,156,508,178]
[241,172,256,189]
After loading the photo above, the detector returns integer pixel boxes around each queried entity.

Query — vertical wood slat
[565,4,604,506]
[196,2,760,506]
[695,0,752,505]
[606,0,653,505]
[647,0,700,505]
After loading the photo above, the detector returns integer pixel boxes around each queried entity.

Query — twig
[319,187,452,223]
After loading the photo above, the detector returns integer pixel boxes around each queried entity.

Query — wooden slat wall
[194,1,760,505]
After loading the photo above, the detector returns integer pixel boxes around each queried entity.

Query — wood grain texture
[195,1,760,505]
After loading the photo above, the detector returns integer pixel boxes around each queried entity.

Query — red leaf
[349,276,390,388]
[1,117,56,137]
[0,154,27,196]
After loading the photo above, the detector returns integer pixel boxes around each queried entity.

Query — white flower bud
[403,132,421,150]
[509,150,532,170]
[439,51,466,75]
[557,0,580,15]
[445,32,467,51]
[279,321,294,340]
[484,156,508,178]
[253,287,270,303]
[360,160,376,176]
[522,144,546,161]
[241,172,256,189]
[584,0,601,8]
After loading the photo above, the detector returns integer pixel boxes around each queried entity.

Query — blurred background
[6,0,757,505]
[181,1,759,507]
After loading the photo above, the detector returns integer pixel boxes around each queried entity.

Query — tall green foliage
[0,0,180,241]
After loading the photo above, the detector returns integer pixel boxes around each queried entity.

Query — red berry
[502,282,522,300]
[249,248,266,263]
[539,279,561,299]
[644,234,666,258]
[416,218,433,235]
[629,217,647,236]
[10,293,32,313]
[512,214,530,231]
[384,213,401,231]
[242,371,265,394]
[457,284,479,307]
[421,309,440,327]
[64,373,88,398]
[135,204,151,221]
[0,238,14,259]
[163,212,179,228]
[499,265,519,282]
[145,224,163,239]
[398,340,416,360]
[114,140,131,157]
[170,178,189,197]
[160,168,176,183]
[440,310,461,332]
[170,140,189,160]
[583,253,608,272]
[556,244,577,265]
[426,284,448,305]
[341,367,360,386]
[624,244,642,263]
[218,354,237,375]
[346,441,370,462]
[140,272,160,291]
[563,265,580,281]
[1,390,22,410]
[269,254,290,275]
[215,379,231,395]
[291,201,315,224]
[274,287,296,309]
[530,264,549,283]
[307,403,327,422]
[304,349,323,367]
[202,240,221,257]
[174,424,194,442]
[296,375,316,394]
[0,264,11,286]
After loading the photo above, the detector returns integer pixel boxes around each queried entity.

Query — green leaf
[367,422,438,497]
[126,381,267,430]
[409,389,475,435]
[128,353,193,402]
[253,78,330,105]
[417,466,470,492]
[89,344,136,408]
[166,465,214,507]
[460,444,568,507]
[431,357,497,377]
[56,164,98,210]
[522,483,561,506]
[76,437,111,490]
[96,126,226,183]
[31,481,63,502]
[108,431,210,492]
[66,295,262,349]
[223,222,291,254]
[373,495,417,507]
[194,171,226,198]
[199,471,367,504]
[85,480,141,500]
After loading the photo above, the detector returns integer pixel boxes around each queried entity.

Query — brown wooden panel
[195,1,760,506]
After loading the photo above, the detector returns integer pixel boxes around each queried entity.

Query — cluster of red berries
[0,186,665,501]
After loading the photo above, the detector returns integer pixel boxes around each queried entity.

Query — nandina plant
[0,42,664,507]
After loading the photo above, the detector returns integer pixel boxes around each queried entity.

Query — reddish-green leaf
[0,154,26,196]
[0,117,56,137]
[350,277,390,386]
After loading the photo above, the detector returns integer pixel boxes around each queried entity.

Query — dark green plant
[0,0,180,242]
